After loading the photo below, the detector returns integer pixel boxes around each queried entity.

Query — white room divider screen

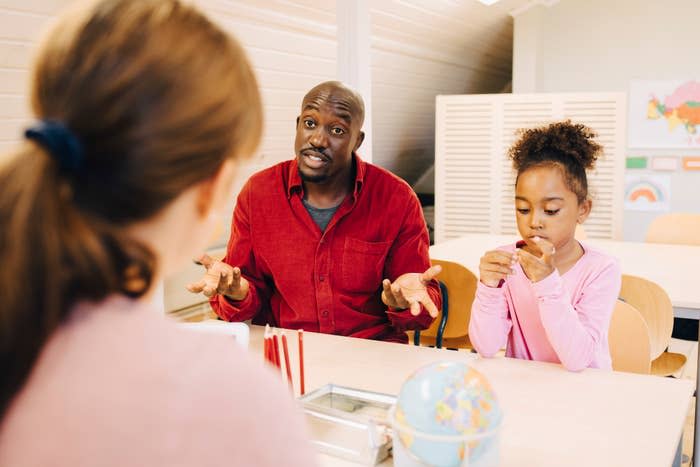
[434,93,626,243]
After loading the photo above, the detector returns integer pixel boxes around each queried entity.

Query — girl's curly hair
[509,120,603,203]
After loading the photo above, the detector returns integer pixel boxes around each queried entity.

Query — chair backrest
[420,259,478,340]
[618,274,673,360]
[608,300,651,374]
[645,212,700,245]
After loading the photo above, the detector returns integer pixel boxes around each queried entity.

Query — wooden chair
[618,274,686,376]
[410,259,478,349]
[608,300,651,374]
[645,212,700,246]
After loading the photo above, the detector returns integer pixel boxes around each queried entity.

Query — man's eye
[304,120,315,128]
[331,127,345,135]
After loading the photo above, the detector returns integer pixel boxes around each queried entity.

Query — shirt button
[319,275,325,282]
[321,310,329,317]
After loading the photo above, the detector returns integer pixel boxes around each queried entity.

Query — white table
[430,233,700,319]
[249,326,693,467]
[430,233,700,465]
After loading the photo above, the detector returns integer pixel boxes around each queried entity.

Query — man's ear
[354,131,365,152]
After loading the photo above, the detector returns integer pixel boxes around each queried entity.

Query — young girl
[469,121,621,372]
[0,1,315,465]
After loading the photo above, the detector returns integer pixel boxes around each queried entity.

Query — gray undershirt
[302,198,340,232]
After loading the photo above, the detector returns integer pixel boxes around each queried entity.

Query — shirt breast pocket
[340,237,391,293]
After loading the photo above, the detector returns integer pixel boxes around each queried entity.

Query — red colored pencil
[266,339,273,365]
[281,333,292,385]
[272,332,281,369]
[264,325,272,365]
[298,329,305,395]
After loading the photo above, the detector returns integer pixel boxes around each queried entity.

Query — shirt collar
[287,153,366,199]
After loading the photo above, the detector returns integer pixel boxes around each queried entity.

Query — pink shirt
[469,242,621,371]
[0,296,317,467]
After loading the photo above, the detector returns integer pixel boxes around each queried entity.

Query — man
[188,81,441,342]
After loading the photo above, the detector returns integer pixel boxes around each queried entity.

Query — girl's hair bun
[509,120,602,172]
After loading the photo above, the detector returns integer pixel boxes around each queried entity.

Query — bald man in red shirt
[189,81,441,342]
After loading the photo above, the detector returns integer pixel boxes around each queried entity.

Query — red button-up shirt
[210,155,440,342]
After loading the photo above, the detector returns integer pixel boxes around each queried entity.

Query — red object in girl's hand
[497,240,526,288]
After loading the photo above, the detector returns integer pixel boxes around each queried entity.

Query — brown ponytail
[0,0,262,417]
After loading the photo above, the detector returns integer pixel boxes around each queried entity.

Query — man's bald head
[294,81,366,186]
[301,81,365,128]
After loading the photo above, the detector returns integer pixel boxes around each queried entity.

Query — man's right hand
[186,254,250,300]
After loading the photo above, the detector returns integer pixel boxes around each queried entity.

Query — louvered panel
[496,175,517,235]
[436,93,626,243]
[435,98,494,243]
[562,96,625,239]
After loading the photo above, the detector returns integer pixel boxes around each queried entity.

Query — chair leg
[436,281,449,350]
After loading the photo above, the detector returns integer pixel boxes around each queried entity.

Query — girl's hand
[516,237,555,283]
[478,250,516,288]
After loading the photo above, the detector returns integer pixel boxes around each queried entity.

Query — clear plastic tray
[299,384,396,465]
[177,320,249,348]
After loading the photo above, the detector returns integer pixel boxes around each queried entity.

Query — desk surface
[430,233,700,311]
[249,326,693,467]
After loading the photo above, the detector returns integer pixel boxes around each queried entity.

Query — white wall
[513,0,700,241]
[0,1,66,155]
[194,0,337,246]
[370,0,513,184]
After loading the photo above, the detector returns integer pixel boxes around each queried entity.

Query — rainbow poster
[624,174,670,212]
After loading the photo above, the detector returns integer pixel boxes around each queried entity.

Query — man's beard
[298,167,328,184]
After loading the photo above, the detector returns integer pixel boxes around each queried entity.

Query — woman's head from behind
[31,0,262,268]
[509,121,602,252]
[0,0,261,415]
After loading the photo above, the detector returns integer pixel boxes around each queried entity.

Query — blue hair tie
[25,120,84,172]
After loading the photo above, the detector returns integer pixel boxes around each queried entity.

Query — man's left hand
[381,265,442,317]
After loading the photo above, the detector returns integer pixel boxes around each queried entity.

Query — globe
[392,361,502,467]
